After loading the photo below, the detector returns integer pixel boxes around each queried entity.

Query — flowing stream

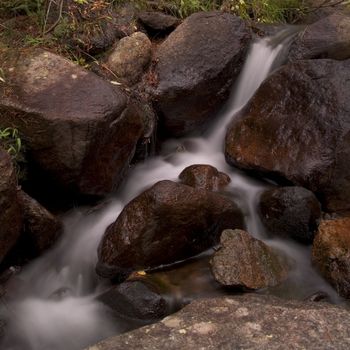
[1,30,342,350]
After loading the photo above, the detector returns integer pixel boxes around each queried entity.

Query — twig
[43,0,64,35]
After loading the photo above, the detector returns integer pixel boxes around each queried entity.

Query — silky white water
[1,31,340,350]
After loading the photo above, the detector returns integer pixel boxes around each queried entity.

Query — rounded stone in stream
[210,229,288,289]
[98,279,167,321]
[179,164,231,191]
[259,186,321,244]
[225,59,350,212]
[153,11,251,137]
[312,217,350,298]
[97,180,244,279]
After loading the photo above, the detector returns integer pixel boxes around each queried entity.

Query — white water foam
[1,31,339,350]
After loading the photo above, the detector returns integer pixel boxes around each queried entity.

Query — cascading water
[1,30,341,350]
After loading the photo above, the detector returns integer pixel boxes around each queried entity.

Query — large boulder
[290,12,350,60]
[312,217,350,298]
[0,49,144,196]
[259,186,321,243]
[210,230,288,289]
[97,180,244,279]
[107,32,152,86]
[153,11,251,137]
[225,59,350,212]
[179,164,230,191]
[86,294,350,350]
[0,148,22,263]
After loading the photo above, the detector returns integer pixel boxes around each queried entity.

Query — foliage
[0,127,26,180]
[223,0,307,23]
[0,0,45,16]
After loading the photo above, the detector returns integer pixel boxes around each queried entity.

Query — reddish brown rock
[0,148,22,263]
[0,48,144,196]
[179,164,230,191]
[97,180,244,279]
[312,218,350,298]
[210,229,288,290]
[225,59,350,212]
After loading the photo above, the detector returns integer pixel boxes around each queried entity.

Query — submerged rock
[179,164,230,191]
[210,230,288,289]
[289,12,350,60]
[312,217,350,298]
[0,49,144,197]
[86,294,350,350]
[98,278,168,321]
[97,180,244,279]
[154,11,251,137]
[259,186,321,243]
[225,59,350,212]
[0,148,22,263]
[107,32,152,86]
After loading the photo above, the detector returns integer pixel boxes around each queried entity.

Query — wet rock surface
[225,59,350,212]
[210,230,288,289]
[179,164,230,191]
[154,11,251,137]
[97,180,244,279]
[86,294,350,350]
[259,186,321,243]
[0,148,22,263]
[107,32,152,86]
[0,49,144,197]
[312,217,350,298]
[98,278,168,321]
[290,12,350,60]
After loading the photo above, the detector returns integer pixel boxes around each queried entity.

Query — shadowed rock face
[97,180,244,279]
[0,148,22,263]
[312,217,350,298]
[138,11,180,36]
[210,229,288,289]
[153,11,251,137]
[179,164,230,191]
[0,48,144,197]
[259,186,321,244]
[225,59,350,213]
[289,12,350,61]
[85,294,350,350]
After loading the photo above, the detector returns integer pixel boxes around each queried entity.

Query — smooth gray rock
[86,294,350,350]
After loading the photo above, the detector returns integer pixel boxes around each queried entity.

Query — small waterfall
[1,29,338,350]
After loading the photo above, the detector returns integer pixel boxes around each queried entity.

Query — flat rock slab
[86,294,350,350]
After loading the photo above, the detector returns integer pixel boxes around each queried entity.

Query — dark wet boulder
[0,148,22,263]
[153,11,251,137]
[179,164,230,191]
[107,32,152,86]
[225,59,350,212]
[312,217,350,298]
[0,48,144,197]
[86,294,350,350]
[259,186,321,243]
[97,180,244,279]
[18,191,62,256]
[210,229,288,290]
[138,11,180,36]
[98,278,168,321]
[289,12,350,60]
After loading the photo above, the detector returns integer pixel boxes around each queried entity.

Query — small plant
[0,127,26,180]
[0,127,22,159]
